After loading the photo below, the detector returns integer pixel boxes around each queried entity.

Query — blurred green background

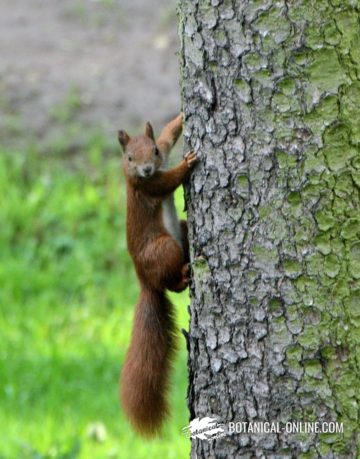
[0,1,190,458]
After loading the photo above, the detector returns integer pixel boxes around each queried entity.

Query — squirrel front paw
[184,151,198,169]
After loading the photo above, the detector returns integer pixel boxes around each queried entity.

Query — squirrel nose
[143,166,152,176]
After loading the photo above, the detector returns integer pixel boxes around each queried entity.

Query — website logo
[182,417,226,440]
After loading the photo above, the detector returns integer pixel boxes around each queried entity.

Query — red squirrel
[118,114,197,436]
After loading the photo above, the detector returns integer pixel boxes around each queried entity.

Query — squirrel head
[118,122,163,179]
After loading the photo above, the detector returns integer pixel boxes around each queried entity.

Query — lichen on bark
[178,0,360,458]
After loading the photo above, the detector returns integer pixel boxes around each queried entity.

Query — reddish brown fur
[156,114,183,155]
[121,289,177,436]
[118,115,197,436]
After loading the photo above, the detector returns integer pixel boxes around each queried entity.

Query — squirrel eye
[154,148,159,156]
[128,155,132,162]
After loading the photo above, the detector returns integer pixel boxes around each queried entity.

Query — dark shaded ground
[0,0,180,149]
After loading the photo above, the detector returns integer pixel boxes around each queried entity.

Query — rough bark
[178,1,360,458]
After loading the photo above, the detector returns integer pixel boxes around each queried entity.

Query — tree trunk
[179,1,360,457]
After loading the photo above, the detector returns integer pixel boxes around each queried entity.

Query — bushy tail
[120,288,177,436]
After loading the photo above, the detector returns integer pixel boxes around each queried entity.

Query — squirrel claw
[182,263,190,279]
[184,150,198,168]
[171,263,190,292]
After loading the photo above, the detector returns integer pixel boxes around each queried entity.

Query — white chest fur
[160,156,182,246]
[162,194,182,246]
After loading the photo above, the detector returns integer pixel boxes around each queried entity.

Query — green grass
[0,146,190,458]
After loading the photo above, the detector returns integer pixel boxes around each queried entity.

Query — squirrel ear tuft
[118,130,130,150]
[144,122,155,141]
